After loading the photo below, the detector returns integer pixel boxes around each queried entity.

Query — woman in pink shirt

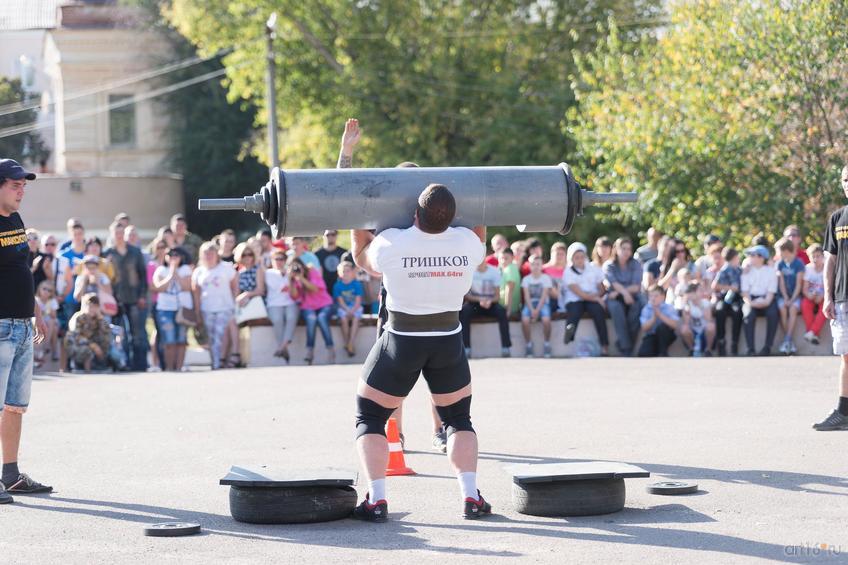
[289,257,335,364]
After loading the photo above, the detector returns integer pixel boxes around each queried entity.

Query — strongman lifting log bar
[198,162,638,237]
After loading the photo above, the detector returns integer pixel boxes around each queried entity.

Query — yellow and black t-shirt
[0,212,35,318]
[824,205,848,304]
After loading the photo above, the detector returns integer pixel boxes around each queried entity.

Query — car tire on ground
[229,485,357,524]
[512,478,625,517]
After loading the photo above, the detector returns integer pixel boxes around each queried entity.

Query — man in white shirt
[350,183,492,522]
[741,245,779,356]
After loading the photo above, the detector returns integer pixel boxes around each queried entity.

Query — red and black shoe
[352,495,388,523]
[463,490,492,520]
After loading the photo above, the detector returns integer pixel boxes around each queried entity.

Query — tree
[569,0,848,250]
[0,78,50,166]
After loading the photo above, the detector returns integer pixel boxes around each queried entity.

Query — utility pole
[265,12,280,170]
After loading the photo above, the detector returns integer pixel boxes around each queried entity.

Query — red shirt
[796,249,809,265]
[485,253,499,267]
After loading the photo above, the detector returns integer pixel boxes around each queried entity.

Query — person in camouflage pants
[65,294,111,372]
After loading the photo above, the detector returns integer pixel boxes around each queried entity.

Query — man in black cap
[0,159,53,504]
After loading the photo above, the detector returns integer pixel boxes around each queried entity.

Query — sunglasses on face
[45,242,56,247]
[676,249,686,254]
[242,253,255,258]
[273,256,286,262]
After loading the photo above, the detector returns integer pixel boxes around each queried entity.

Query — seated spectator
[783,225,809,264]
[317,229,347,293]
[256,228,275,268]
[678,282,716,356]
[801,244,826,345]
[562,243,608,356]
[700,242,725,293]
[486,233,509,267]
[65,293,113,372]
[672,268,692,310]
[511,239,529,273]
[73,255,114,305]
[498,248,522,318]
[152,248,193,371]
[289,257,335,365]
[460,260,511,358]
[520,238,543,277]
[543,242,566,311]
[333,262,365,357]
[520,256,553,358]
[287,236,322,272]
[635,227,662,263]
[741,245,779,356]
[657,238,693,296]
[603,237,645,356]
[638,285,680,357]
[265,249,299,362]
[642,235,671,290]
[34,281,59,367]
[591,236,613,269]
[712,247,743,356]
[235,242,267,308]
[693,234,722,280]
[775,238,805,355]
[192,242,237,370]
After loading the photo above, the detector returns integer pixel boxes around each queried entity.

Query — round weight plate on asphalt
[646,481,699,495]
[143,522,202,537]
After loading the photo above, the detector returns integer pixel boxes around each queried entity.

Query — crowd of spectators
[23,211,827,372]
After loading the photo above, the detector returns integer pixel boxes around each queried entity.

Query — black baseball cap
[0,159,36,181]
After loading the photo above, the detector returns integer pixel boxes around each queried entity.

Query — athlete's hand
[823,296,836,320]
[340,118,361,152]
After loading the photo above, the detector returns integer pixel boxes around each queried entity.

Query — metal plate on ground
[143,522,201,537]
[219,466,358,488]
[506,462,650,485]
[646,481,699,495]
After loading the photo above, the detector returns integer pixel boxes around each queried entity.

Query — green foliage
[569,0,848,250]
[0,78,50,165]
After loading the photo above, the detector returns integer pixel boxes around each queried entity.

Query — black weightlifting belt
[387,310,460,333]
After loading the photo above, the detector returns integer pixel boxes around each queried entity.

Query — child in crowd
[801,243,826,345]
[498,247,522,317]
[741,245,779,356]
[671,268,692,310]
[333,262,365,357]
[34,280,59,367]
[679,283,716,356]
[638,285,680,357]
[520,255,554,358]
[775,238,805,355]
[712,247,743,356]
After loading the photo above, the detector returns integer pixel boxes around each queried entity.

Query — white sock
[369,478,387,503]
[458,472,478,500]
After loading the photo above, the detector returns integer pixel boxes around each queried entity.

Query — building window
[109,94,135,146]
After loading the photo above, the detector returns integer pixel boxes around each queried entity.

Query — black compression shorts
[361,330,471,397]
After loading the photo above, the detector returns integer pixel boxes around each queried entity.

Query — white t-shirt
[192,261,236,313]
[36,296,59,317]
[50,255,71,296]
[264,269,296,307]
[469,265,501,300]
[562,263,604,305]
[804,263,824,296]
[521,273,553,304]
[154,265,194,312]
[685,297,711,332]
[367,225,485,335]
[741,265,778,297]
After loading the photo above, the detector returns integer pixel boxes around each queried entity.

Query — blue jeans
[302,306,334,348]
[118,303,149,371]
[0,319,34,413]
[155,309,187,345]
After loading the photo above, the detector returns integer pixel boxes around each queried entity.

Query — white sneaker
[778,341,789,355]
[789,342,797,355]
[803,331,816,343]
[147,366,162,373]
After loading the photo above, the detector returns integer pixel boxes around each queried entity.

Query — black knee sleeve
[435,395,474,438]
[355,396,395,439]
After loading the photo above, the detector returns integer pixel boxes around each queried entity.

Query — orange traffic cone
[385,418,415,476]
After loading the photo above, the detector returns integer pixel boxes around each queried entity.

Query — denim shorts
[155,309,187,345]
[337,305,364,319]
[831,302,848,356]
[0,318,34,413]
[522,301,552,319]
[777,297,801,310]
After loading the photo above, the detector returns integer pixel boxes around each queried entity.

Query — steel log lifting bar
[198,163,638,237]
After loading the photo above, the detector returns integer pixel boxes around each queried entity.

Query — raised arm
[337,118,361,169]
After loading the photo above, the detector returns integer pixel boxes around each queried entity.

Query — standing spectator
[288,237,321,272]
[0,159,52,501]
[265,249,299,362]
[520,255,553,358]
[333,262,365,357]
[642,235,670,290]
[693,234,722,281]
[217,229,237,263]
[783,225,809,264]
[638,285,680,357]
[289,257,335,365]
[58,217,83,253]
[114,212,131,228]
[775,238,805,355]
[316,229,347,294]
[31,233,62,293]
[712,247,744,356]
[801,244,826,345]
[591,236,613,269]
[34,235,72,356]
[486,233,509,267]
[34,281,59,368]
[80,237,115,283]
[147,237,168,372]
[460,260,511,358]
[154,226,176,250]
[603,237,645,356]
[25,228,40,263]
[73,255,113,304]
[678,283,716,356]
[562,242,608,355]
[256,228,274,268]
[104,221,149,371]
[170,213,204,265]
[61,219,86,321]
[152,248,193,371]
[520,238,543,277]
[192,242,237,370]
[65,293,112,372]
[741,245,779,356]
[635,227,662,263]
[499,247,521,318]
[543,242,566,312]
